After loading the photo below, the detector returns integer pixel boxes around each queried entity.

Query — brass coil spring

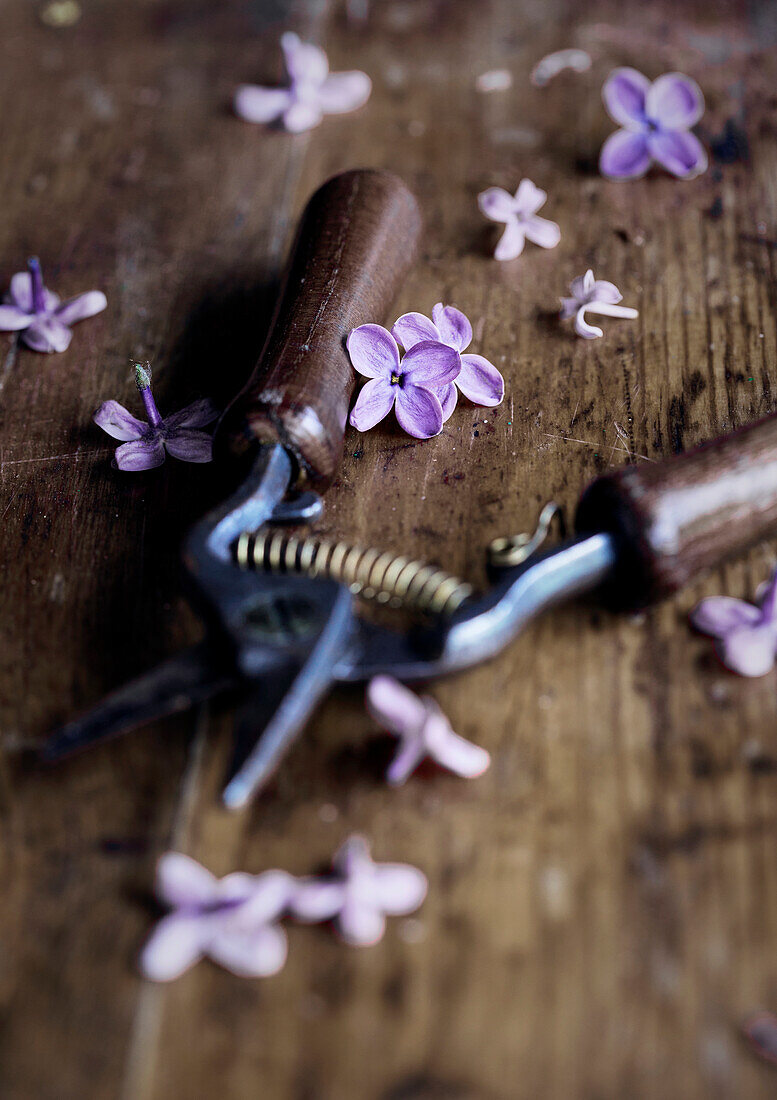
[235,530,473,617]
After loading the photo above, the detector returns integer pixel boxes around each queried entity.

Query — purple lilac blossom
[600,68,707,180]
[234,32,371,133]
[0,257,106,353]
[367,675,491,786]
[690,568,777,677]
[477,179,561,261]
[560,269,639,339]
[94,362,218,471]
[347,324,459,439]
[140,853,296,981]
[291,835,427,946]
[392,302,504,420]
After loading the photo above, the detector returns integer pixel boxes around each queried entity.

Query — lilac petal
[560,297,579,320]
[372,864,428,914]
[574,309,603,340]
[163,429,213,464]
[494,219,525,261]
[281,32,329,86]
[719,626,777,678]
[386,739,426,786]
[648,129,708,179]
[347,323,400,378]
[140,914,204,981]
[214,871,262,908]
[240,871,297,923]
[234,85,293,124]
[0,304,32,330]
[395,384,444,439]
[318,71,372,114]
[115,437,166,471]
[439,383,458,422]
[367,675,427,735]
[22,316,72,353]
[432,303,472,352]
[424,708,491,778]
[163,398,219,430]
[522,214,561,250]
[349,377,396,431]
[602,67,650,130]
[591,280,622,305]
[477,187,516,223]
[8,271,59,313]
[690,597,763,638]
[337,899,385,945]
[757,570,777,620]
[290,879,346,922]
[282,100,324,133]
[55,290,107,325]
[156,852,218,908]
[401,340,460,387]
[93,400,147,442]
[207,924,288,978]
[457,354,504,406]
[599,129,651,180]
[645,72,704,130]
[392,312,440,351]
[513,179,546,217]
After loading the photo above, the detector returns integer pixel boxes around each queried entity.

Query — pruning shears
[43,168,777,808]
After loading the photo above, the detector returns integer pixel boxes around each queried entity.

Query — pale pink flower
[291,836,427,945]
[560,269,638,339]
[140,853,295,981]
[478,179,560,261]
[234,32,371,133]
[691,567,777,677]
[367,675,491,786]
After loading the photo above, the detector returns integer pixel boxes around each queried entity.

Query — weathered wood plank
[3,1,777,1098]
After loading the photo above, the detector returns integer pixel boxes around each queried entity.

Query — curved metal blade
[40,642,237,762]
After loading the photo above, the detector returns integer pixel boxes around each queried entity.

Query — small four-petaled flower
[367,675,491,786]
[140,853,296,981]
[234,32,371,133]
[0,256,106,353]
[600,67,707,180]
[347,323,459,439]
[478,179,561,261]
[392,303,504,419]
[94,362,218,471]
[292,835,428,945]
[691,568,777,677]
[560,269,638,339]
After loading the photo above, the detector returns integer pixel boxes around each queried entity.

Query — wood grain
[2,1,777,1098]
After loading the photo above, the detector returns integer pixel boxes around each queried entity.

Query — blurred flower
[347,324,459,439]
[0,256,106,352]
[691,567,777,677]
[392,303,504,420]
[367,675,491,786]
[478,179,560,261]
[600,68,707,180]
[94,362,218,471]
[560,269,638,339]
[291,835,427,945]
[234,32,371,133]
[140,853,296,981]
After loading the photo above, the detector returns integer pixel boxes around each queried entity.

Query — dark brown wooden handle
[575,412,777,607]
[217,169,422,488]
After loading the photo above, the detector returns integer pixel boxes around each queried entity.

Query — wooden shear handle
[576,412,777,606]
[217,169,422,488]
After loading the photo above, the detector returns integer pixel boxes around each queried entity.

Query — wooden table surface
[3,0,777,1096]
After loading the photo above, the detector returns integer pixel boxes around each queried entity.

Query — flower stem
[587,302,639,320]
[134,362,163,427]
[28,257,45,314]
